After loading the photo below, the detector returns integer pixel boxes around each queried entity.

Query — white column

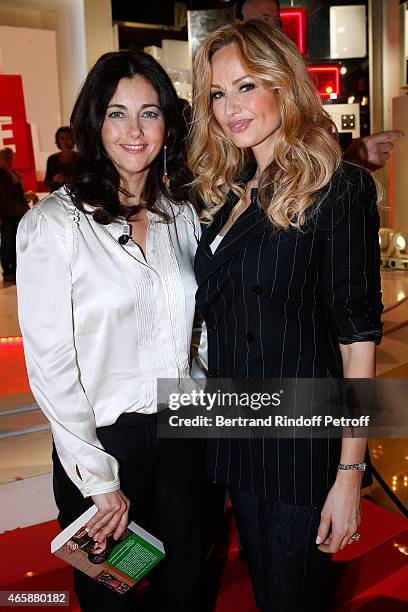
[83,0,117,72]
[383,0,402,131]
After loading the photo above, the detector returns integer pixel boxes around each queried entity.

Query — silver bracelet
[337,463,366,472]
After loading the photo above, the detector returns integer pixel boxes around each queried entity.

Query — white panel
[112,22,119,52]
[330,5,367,59]
[405,8,408,62]
[144,45,164,65]
[402,7,408,85]
[162,39,190,71]
[83,0,114,70]
[324,102,360,139]
[392,95,408,229]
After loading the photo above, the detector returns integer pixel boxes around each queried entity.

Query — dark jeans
[0,215,20,275]
[53,413,206,612]
[229,487,333,612]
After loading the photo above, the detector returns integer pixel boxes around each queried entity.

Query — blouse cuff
[81,479,121,498]
[338,328,382,346]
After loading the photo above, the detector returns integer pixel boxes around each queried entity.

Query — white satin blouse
[16,187,205,498]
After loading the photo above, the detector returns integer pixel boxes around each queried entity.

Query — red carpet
[0,499,406,611]
[0,520,79,610]
[214,499,408,611]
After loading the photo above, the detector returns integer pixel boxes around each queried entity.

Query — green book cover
[51,505,165,595]
[105,523,166,583]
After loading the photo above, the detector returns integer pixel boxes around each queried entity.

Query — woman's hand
[316,472,362,553]
[316,339,373,554]
[86,489,130,543]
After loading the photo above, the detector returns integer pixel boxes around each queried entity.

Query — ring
[350,533,360,542]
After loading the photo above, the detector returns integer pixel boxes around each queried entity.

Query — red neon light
[281,8,306,55]
[0,336,23,345]
[307,65,341,99]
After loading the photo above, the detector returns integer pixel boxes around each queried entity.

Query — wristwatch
[337,463,366,472]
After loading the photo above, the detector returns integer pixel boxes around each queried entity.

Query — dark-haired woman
[17,51,205,612]
[44,126,78,192]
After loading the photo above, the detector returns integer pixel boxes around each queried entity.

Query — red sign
[281,8,307,55]
[307,65,341,99]
[0,75,37,190]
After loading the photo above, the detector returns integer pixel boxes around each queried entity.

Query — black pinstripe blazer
[194,161,382,506]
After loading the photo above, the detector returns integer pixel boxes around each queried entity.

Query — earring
[162,143,170,186]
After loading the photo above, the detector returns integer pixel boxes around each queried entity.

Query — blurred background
[0,2,407,610]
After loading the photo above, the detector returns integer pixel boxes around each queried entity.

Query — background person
[0,147,28,282]
[44,126,78,192]
[189,20,382,611]
[17,50,205,612]
[230,0,403,170]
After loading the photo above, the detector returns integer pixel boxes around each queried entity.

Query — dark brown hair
[68,50,191,224]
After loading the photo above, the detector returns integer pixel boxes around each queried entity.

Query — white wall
[0,0,118,123]
[392,95,408,229]
[0,3,44,28]
[0,473,57,533]
[383,0,402,131]
[83,0,115,71]
[0,0,117,176]
[0,24,60,164]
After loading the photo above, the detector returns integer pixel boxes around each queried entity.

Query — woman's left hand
[316,473,362,553]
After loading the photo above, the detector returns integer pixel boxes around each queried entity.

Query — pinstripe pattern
[195,161,382,506]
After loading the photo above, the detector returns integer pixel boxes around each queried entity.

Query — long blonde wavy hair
[188,20,342,228]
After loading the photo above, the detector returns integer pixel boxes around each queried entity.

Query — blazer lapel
[200,188,240,255]
[196,159,273,287]
[197,202,269,285]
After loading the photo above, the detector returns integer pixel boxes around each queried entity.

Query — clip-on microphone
[118,223,131,245]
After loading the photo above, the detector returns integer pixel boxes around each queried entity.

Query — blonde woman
[189,21,382,611]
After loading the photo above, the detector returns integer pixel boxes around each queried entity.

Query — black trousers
[0,215,20,275]
[229,487,333,612]
[53,413,206,612]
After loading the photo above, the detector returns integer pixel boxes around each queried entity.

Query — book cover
[51,505,165,595]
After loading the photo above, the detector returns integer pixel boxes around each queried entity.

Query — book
[51,505,165,595]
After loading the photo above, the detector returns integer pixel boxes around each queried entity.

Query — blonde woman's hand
[86,489,130,543]
[316,473,362,554]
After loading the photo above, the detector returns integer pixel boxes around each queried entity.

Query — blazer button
[208,369,219,378]
[209,324,217,333]
[252,284,263,295]
[246,332,255,343]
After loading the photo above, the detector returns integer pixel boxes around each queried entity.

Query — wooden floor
[0,268,407,512]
